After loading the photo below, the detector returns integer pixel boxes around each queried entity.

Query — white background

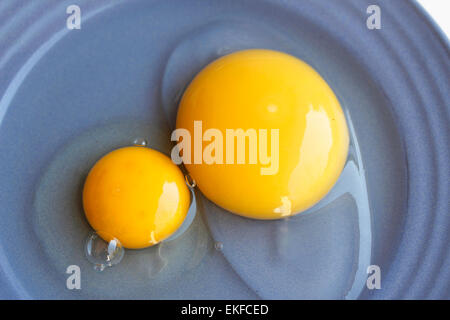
[417,0,450,37]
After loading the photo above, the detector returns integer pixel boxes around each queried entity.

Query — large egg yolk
[176,49,349,219]
[83,146,190,249]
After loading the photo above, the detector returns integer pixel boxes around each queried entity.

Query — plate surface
[0,0,448,299]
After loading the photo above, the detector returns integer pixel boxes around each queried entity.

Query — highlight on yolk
[176,49,349,220]
[83,146,190,249]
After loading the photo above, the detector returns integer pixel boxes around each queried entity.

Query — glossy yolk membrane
[83,146,190,249]
[176,49,349,219]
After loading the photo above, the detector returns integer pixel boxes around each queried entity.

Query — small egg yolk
[83,146,190,249]
[176,49,349,219]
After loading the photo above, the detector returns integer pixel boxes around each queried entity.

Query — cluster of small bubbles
[85,231,124,272]
[132,137,148,147]
[185,174,197,188]
[214,241,223,251]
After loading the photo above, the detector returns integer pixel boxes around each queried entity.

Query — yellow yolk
[83,146,190,249]
[176,49,349,220]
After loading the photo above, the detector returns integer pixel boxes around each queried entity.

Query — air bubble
[214,242,223,251]
[133,137,148,147]
[85,231,124,272]
[217,46,232,56]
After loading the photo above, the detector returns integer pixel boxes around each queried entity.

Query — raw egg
[83,146,190,249]
[175,49,349,219]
